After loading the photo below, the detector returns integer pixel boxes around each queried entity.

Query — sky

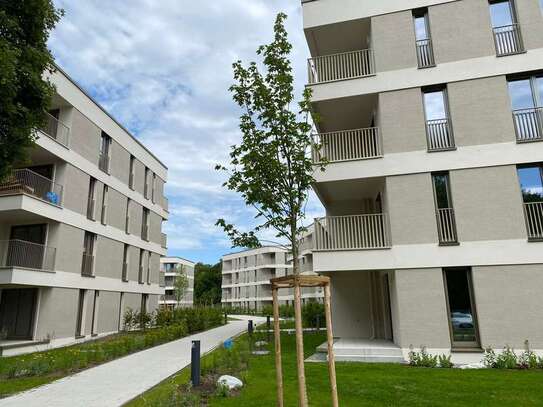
[49,0,325,265]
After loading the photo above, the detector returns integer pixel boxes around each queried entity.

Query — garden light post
[191,340,201,387]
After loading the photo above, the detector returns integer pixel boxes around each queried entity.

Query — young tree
[173,264,189,308]
[216,13,325,276]
[0,0,63,181]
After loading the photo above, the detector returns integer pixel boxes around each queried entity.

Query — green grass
[131,331,543,406]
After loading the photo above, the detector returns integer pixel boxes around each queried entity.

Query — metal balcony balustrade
[436,208,458,245]
[307,49,375,84]
[0,240,56,271]
[81,253,94,277]
[312,127,382,164]
[98,153,110,173]
[314,214,391,251]
[493,23,524,56]
[415,38,435,68]
[40,111,70,147]
[523,202,543,241]
[0,168,63,206]
[426,118,455,151]
[513,107,543,142]
[161,233,167,248]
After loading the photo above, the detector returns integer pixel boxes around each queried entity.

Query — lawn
[131,332,543,406]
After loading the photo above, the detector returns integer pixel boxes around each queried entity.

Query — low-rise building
[159,257,196,308]
[0,66,168,355]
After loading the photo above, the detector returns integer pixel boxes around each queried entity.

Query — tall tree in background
[216,13,325,276]
[0,0,62,180]
[173,264,189,309]
[194,262,222,306]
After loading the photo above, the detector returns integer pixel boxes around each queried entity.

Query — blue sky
[49,0,324,265]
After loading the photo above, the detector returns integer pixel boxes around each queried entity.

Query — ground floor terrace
[0,285,159,356]
[323,264,543,363]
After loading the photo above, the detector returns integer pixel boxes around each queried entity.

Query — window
[82,232,96,276]
[91,290,99,336]
[75,289,86,337]
[443,268,480,348]
[138,249,144,283]
[413,8,435,68]
[87,178,96,220]
[142,208,150,241]
[489,0,523,56]
[508,75,543,142]
[122,244,129,281]
[517,165,543,240]
[125,199,131,234]
[423,87,455,151]
[432,173,458,244]
[144,167,150,199]
[99,132,111,173]
[151,173,156,203]
[101,185,108,225]
[146,252,151,284]
[129,155,136,190]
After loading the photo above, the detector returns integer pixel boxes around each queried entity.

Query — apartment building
[303,0,543,361]
[221,246,322,311]
[159,257,196,308]
[0,67,168,355]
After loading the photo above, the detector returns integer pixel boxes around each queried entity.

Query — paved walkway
[0,316,265,407]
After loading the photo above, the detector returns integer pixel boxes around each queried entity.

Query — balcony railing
[40,111,70,147]
[122,262,128,281]
[159,272,165,288]
[513,107,543,143]
[314,214,391,251]
[0,168,63,206]
[0,240,56,271]
[312,127,382,163]
[416,39,435,68]
[161,233,167,249]
[493,24,524,56]
[98,153,110,173]
[523,202,543,241]
[142,224,149,241]
[138,265,145,283]
[81,253,94,276]
[436,208,458,244]
[87,199,96,220]
[307,49,375,84]
[426,118,455,151]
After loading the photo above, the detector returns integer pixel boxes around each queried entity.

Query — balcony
[513,107,543,143]
[312,127,382,164]
[523,202,543,241]
[314,214,391,251]
[426,118,455,151]
[39,111,70,148]
[307,49,375,85]
[0,168,63,206]
[98,153,110,173]
[436,208,458,245]
[81,254,94,277]
[415,39,435,69]
[0,240,56,271]
[161,233,167,249]
[492,24,524,56]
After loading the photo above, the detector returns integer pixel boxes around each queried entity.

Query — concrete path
[0,316,265,407]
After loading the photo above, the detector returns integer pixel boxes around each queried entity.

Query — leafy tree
[194,262,222,306]
[216,13,325,275]
[173,264,189,308]
[0,0,63,180]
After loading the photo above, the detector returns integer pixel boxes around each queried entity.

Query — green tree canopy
[173,264,189,308]
[194,262,222,306]
[216,13,325,275]
[0,0,62,180]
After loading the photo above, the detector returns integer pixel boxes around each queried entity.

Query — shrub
[261,305,273,316]
[302,302,324,328]
[408,345,438,368]
[279,304,294,318]
[519,340,538,369]
[438,354,454,368]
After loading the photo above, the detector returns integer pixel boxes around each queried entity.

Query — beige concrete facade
[159,257,196,308]
[303,0,543,358]
[0,67,167,354]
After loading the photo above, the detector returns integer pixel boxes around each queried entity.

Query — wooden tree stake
[294,282,308,406]
[324,284,339,407]
[272,287,284,407]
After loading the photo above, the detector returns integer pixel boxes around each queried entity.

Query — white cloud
[49,0,324,263]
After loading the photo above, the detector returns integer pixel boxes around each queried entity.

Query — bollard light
[191,340,201,386]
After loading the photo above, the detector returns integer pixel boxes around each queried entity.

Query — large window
[488,0,523,55]
[432,173,458,244]
[508,75,543,142]
[423,87,455,151]
[413,8,435,68]
[99,132,111,173]
[82,232,96,276]
[444,268,480,348]
[517,164,543,240]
